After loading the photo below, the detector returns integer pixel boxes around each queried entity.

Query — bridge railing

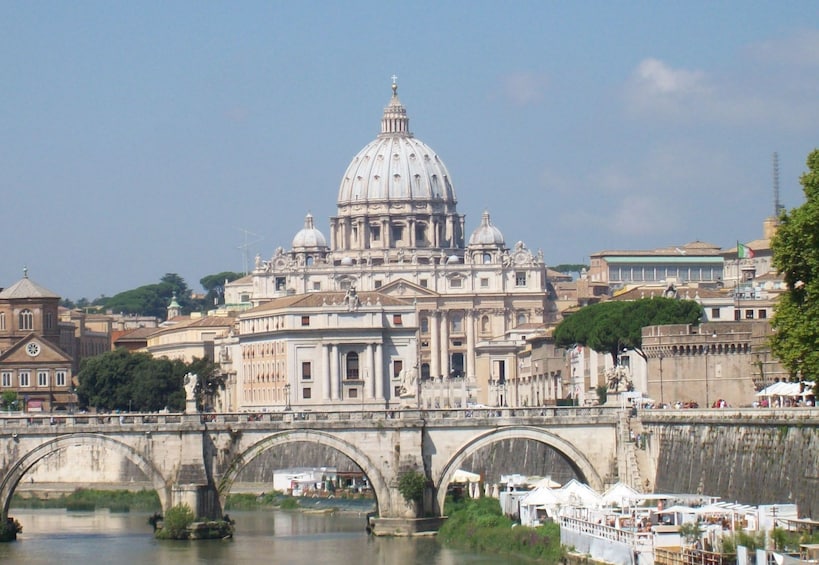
[0,406,622,429]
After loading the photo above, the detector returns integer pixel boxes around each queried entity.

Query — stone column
[330,344,339,401]
[430,311,440,380]
[466,310,476,381]
[375,342,384,401]
[439,311,449,379]
[366,343,376,399]
[322,344,331,401]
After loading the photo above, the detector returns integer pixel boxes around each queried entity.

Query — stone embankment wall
[643,411,819,518]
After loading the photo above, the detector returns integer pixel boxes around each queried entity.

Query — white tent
[451,469,481,484]
[601,482,643,507]
[756,381,815,405]
[558,479,602,508]
[532,476,561,489]
[519,487,563,526]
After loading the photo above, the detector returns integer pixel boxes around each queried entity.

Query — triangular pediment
[377,278,439,299]
[0,333,72,364]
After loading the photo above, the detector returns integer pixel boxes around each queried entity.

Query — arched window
[516,312,527,326]
[346,352,359,380]
[483,252,492,264]
[19,309,33,331]
[481,315,490,333]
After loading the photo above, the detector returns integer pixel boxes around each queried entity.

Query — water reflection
[0,509,535,565]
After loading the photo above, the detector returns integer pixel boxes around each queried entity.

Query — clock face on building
[26,342,41,357]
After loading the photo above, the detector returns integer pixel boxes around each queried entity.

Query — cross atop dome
[381,76,410,136]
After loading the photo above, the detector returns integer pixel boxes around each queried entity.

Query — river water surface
[0,508,537,564]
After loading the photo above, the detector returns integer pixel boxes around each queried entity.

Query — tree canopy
[551,264,589,276]
[554,297,703,361]
[200,271,243,307]
[76,348,220,412]
[770,149,819,386]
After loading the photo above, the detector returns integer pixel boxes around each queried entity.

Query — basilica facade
[222,83,558,411]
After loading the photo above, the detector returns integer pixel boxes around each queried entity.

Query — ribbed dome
[292,213,328,249]
[469,210,505,246]
[337,83,457,206]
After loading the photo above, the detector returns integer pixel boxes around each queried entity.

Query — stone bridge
[0,406,622,534]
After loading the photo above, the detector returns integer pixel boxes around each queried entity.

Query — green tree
[771,149,819,390]
[199,271,243,307]
[76,348,188,412]
[1,390,19,411]
[555,297,703,362]
[96,273,194,319]
[551,263,589,276]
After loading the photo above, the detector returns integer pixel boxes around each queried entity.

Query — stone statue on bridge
[399,368,418,408]
[184,373,198,412]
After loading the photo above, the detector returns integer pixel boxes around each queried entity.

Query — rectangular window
[392,226,403,243]
[312,281,321,291]
[420,279,428,288]
[745,309,754,320]
[0,312,5,330]
[1,372,11,387]
[758,309,767,319]
[480,278,489,288]
[301,316,310,326]
[38,371,49,387]
[303,387,312,399]
[450,278,462,289]
[711,308,721,319]
[276,277,286,291]
[302,362,312,380]
[374,280,383,289]
[348,388,358,399]
[19,371,30,387]
[393,360,403,379]
[240,293,251,302]
[45,312,53,329]
[516,272,527,286]
[56,370,67,387]
[734,309,741,321]
[393,314,402,325]
[371,225,381,241]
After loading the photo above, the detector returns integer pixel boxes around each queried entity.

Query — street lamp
[658,351,664,407]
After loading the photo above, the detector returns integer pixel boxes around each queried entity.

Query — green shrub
[397,470,426,503]
[157,503,195,540]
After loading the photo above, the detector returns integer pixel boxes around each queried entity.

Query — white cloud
[497,72,549,107]
[634,58,708,96]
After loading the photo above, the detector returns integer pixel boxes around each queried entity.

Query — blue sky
[3,2,818,301]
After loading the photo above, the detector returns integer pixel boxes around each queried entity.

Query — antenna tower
[236,228,264,275]
[773,152,784,217]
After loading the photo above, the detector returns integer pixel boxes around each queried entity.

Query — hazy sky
[3,2,818,301]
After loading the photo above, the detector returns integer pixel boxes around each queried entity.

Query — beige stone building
[221,82,556,410]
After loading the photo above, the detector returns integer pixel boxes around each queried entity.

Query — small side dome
[292,213,328,249]
[340,256,354,266]
[447,254,460,264]
[468,210,505,246]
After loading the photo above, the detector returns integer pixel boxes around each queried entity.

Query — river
[0,508,538,564]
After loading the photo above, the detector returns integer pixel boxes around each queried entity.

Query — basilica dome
[469,210,505,247]
[337,83,457,207]
[292,213,328,249]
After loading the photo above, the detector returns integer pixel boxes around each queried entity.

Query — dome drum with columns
[223,81,555,411]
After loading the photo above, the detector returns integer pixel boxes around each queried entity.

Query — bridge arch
[0,433,170,519]
[434,426,605,514]
[217,429,390,515]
